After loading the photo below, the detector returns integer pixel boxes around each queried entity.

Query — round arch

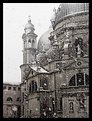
[7,97,13,101]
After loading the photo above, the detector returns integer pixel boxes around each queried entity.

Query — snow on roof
[3,81,21,85]
[31,66,49,73]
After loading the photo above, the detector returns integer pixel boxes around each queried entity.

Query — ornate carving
[37,52,48,66]
[46,46,60,62]
[76,93,86,112]
[68,37,88,58]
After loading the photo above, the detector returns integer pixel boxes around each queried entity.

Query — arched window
[69,102,74,113]
[28,39,31,43]
[69,73,89,86]
[7,97,12,101]
[29,80,37,93]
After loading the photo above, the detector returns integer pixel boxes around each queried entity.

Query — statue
[76,44,81,57]
[75,37,84,57]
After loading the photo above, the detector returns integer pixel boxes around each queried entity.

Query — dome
[24,19,34,30]
[53,3,89,27]
[37,27,53,53]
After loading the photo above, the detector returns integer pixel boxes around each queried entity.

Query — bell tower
[22,17,37,64]
[20,17,37,82]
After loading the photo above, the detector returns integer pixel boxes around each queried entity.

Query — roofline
[3,82,20,86]
[54,11,89,29]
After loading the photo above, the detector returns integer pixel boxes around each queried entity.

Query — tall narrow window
[29,83,31,93]
[85,74,89,85]
[32,81,34,92]
[29,80,37,93]
[69,102,74,113]
[18,87,20,91]
[8,87,11,90]
[77,73,84,86]
[60,97,62,112]
[43,79,48,90]
[13,87,16,91]
[40,80,42,87]
[34,81,37,92]
[52,98,55,112]
[28,39,31,43]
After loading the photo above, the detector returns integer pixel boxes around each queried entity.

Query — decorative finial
[28,15,31,20]
[28,15,31,23]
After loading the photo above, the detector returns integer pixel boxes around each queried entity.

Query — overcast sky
[3,3,60,84]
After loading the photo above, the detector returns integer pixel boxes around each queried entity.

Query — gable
[27,68,37,79]
[27,66,49,79]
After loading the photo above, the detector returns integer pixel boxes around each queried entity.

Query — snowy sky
[3,3,60,84]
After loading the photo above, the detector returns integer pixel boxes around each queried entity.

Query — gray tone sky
[3,3,60,84]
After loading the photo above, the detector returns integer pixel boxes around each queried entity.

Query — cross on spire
[28,15,31,23]
[28,15,31,20]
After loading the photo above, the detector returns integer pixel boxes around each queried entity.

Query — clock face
[26,29,31,34]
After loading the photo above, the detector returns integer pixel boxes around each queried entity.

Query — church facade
[20,3,89,118]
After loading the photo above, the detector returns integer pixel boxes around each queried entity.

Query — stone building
[3,83,21,118]
[20,3,89,118]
